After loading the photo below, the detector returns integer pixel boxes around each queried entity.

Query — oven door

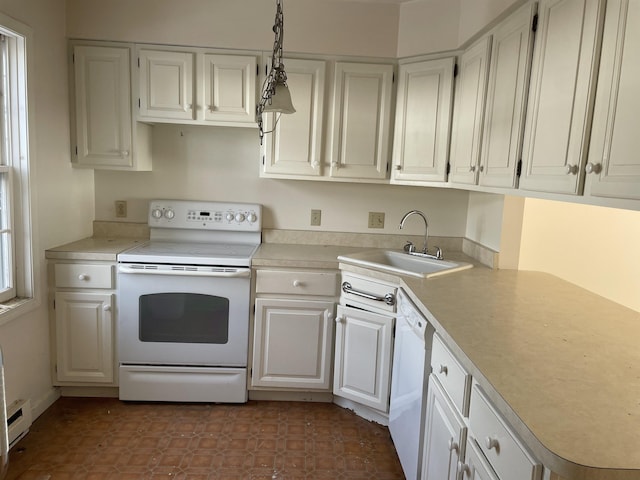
[117,263,251,367]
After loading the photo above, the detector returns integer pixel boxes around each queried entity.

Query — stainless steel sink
[337,249,473,279]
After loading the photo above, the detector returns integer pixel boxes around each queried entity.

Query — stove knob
[235,212,246,223]
[151,208,163,219]
[164,208,175,219]
[247,212,258,223]
[225,212,235,222]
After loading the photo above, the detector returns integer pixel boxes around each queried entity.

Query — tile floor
[6,397,406,479]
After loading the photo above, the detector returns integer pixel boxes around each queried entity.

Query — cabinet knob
[103,305,111,312]
[469,165,476,172]
[186,103,193,110]
[335,316,344,323]
[586,162,602,174]
[395,165,402,171]
[78,274,89,281]
[565,164,578,175]
[439,364,448,375]
[312,161,319,169]
[121,150,130,157]
[448,437,459,453]
[331,161,339,170]
[292,280,302,287]
[327,312,334,321]
[458,461,470,477]
[479,165,484,172]
[485,436,499,451]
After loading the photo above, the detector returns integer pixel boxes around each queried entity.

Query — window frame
[0,12,38,324]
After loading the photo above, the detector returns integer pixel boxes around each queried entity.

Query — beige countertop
[399,269,640,479]
[45,237,145,261]
[252,243,366,269]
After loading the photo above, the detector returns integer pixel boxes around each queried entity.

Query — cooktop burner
[119,241,260,267]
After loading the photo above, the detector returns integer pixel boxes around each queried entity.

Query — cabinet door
[72,45,132,168]
[329,62,394,181]
[333,305,394,412]
[519,0,606,194]
[461,439,500,480]
[251,298,335,390]
[422,376,467,480]
[55,292,114,384]
[138,49,195,120]
[202,54,257,125]
[391,57,455,184]
[479,3,537,188]
[262,58,326,177]
[449,36,492,185]
[585,0,640,200]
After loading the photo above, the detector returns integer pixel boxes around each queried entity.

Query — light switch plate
[310,209,322,226]
[115,200,127,218]
[368,212,385,229]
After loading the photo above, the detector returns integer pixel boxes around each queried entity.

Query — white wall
[66,0,400,58]
[95,125,470,238]
[0,0,95,415]
[397,0,460,57]
[464,191,504,251]
[458,0,522,45]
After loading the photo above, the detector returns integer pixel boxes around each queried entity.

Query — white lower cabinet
[460,438,500,480]
[333,304,394,412]
[421,376,467,480]
[51,261,117,385]
[252,297,334,389]
[251,268,338,391]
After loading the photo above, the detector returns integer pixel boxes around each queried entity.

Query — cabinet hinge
[137,57,140,68]
[256,64,259,76]
[138,98,141,109]
[446,162,451,175]
[74,146,77,156]
[532,13,538,32]
[262,155,265,166]
[265,64,268,76]
[72,53,75,63]
[516,158,523,177]
[454,64,459,77]
[392,72,395,83]
[53,299,56,310]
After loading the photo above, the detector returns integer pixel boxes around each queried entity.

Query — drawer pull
[292,280,302,287]
[78,274,89,281]
[103,305,111,312]
[341,282,395,306]
[439,364,448,375]
[458,461,469,476]
[485,436,500,451]
[335,316,344,324]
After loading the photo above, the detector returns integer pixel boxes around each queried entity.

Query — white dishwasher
[389,288,432,480]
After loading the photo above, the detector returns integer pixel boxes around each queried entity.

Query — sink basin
[337,249,473,279]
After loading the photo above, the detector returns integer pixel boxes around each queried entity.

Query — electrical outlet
[368,212,385,229]
[115,200,127,218]
[310,209,322,226]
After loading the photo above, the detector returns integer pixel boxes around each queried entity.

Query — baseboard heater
[6,399,32,448]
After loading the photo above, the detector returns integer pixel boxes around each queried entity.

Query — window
[0,14,35,319]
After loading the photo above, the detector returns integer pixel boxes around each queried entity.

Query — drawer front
[255,269,338,296]
[54,263,114,289]
[469,383,542,480]
[340,272,397,314]
[431,333,471,416]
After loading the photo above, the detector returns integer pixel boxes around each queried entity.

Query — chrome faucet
[399,210,443,260]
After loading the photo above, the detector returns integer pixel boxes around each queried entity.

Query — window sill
[0,297,39,327]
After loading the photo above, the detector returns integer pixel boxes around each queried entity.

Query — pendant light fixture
[256,0,295,144]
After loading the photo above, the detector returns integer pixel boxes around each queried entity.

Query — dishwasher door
[388,289,431,480]
[0,347,8,479]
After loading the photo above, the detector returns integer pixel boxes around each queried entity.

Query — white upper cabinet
[261,58,326,178]
[519,0,606,194]
[391,57,455,184]
[448,36,492,185]
[137,46,258,126]
[202,54,257,124]
[329,62,394,181]
[479,2,537,188]
[138,48,195,121]
[585,0,640,200]
[70,43,152,171]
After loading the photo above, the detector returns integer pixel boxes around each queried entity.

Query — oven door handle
[117,265,251,278]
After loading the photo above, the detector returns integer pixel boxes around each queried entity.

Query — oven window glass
[139,293,229,344]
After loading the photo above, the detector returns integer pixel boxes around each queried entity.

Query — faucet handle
[404,241,415,253]
[434,246,443,260]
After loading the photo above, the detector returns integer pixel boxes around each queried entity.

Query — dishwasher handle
[342,281,395,306]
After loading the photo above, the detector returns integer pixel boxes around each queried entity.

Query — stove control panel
[148,200,262,232]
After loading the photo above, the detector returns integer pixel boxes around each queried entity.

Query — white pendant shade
[263,83,296,114]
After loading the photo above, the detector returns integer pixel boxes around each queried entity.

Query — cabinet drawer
[469,383,542,480]
[340,272,397,314]
[431,334,471,416]
[255,269,338,296]
[54,264,114,289]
